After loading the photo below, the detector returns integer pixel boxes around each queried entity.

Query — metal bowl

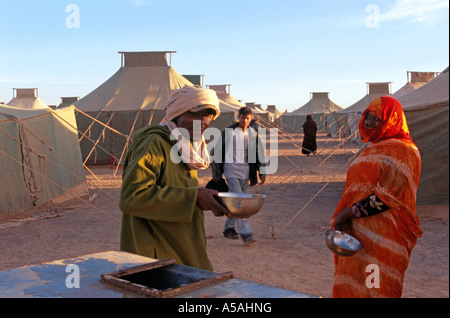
[215,192,266,219]
[324,230,362,257]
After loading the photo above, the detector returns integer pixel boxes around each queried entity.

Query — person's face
[363,112,381,129]
[175,109,215,141]
[238,114,252,131]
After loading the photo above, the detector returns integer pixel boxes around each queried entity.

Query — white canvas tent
[7,88,50,110]
[281,92,343,132]
[73,51,204,165]
[0,104,89,215]
[73,52,240,165]
[399,67,449,206]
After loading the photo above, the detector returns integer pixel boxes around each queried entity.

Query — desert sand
[0,133,448,298]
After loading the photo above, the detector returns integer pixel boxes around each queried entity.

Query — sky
[0,0,448,112]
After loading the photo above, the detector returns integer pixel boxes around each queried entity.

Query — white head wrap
[162,85,220,123]
[160,85,220,170]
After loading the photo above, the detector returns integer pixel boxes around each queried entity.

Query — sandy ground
[0,133,448,298]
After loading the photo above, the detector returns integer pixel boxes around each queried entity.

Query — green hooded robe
[118,124,213,271]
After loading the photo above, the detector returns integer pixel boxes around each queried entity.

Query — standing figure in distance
[302,115,317,155]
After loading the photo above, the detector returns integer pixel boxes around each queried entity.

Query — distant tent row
[280,92,343,132]
[2,49,446,215]
[0,103,89,215]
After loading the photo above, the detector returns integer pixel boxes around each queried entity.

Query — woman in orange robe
[331,96,423,298]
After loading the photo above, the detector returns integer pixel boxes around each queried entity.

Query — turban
[160,85,220,170]
[359,96,412,143]
[162,85,220,123]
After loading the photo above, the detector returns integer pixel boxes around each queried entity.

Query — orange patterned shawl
[331,96,423,298]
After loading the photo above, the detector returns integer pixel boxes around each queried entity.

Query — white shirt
[223,127,250,179]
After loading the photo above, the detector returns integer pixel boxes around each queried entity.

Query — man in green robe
[119,85,230,271]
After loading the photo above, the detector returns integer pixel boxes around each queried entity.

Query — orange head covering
[359,96,412,143]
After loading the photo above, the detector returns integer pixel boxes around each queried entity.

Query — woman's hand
[334,206,354,232]
[196,188,231,217]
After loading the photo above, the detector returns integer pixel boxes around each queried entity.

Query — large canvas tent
[73,51,239,165]
[7,88,50,110]
[73,51,198,165]
[0,104,89,215]
[281,92,343,132]
[399,67,449,206]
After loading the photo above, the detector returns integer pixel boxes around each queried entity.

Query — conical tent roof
[392,71,437,99]
[339,82,391,113]
[72,51,239,165]
[288,92,342,115]
[207,85,244,110]
[399,67,449,109]
[7,88,50,110]
[74,52,193,112]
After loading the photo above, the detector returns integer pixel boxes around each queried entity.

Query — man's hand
[196,188,231,217]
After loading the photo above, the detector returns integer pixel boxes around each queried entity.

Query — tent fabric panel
[7,97,50,110]
[50,107,88,190]
[75,66,193,112]
[0,104,50,118]
[0,120,33,215]
[368,82,390,95]
[77,111,116,165]
[1,106,88,215]
[405,104,449,206]
[19,112,67,205]
[124,52,168,67]
[111,110,148,165]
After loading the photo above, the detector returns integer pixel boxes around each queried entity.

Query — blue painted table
[0,251,316,298]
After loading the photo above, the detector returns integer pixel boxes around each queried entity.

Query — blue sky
[0,0,448,112]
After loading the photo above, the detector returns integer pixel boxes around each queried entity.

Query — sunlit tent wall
[399,67,449,206]
[334,82,392,143]
[281,92,343,133]
[73,51,195,165]
[0,104,88,215]
[7,88,50,110]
